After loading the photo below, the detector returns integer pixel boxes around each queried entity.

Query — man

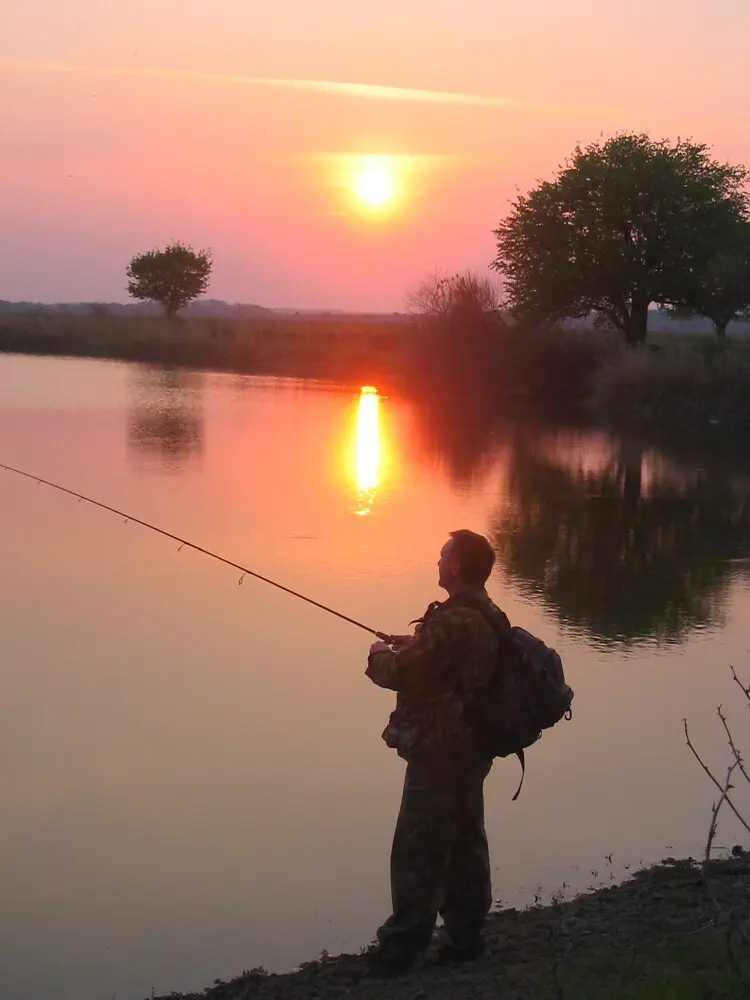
[365,529,510,973]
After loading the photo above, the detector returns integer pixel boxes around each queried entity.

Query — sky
[2,0,749,311]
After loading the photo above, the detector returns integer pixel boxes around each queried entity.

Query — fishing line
[0,462,390,641]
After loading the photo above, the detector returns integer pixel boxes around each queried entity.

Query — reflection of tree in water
[407,367,510,490]
[127,367,205,473]
[491,431,750,646]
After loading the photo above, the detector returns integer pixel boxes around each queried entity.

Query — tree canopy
[492,134,749,344]
[126,242,212,318]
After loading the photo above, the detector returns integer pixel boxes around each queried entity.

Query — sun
[353,158,396,210]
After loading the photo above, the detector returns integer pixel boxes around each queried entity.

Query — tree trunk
[625,293,649,346]
[714,319,728,340]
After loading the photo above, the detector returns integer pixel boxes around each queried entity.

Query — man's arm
[365,643,400,690]
[365,617,453,693]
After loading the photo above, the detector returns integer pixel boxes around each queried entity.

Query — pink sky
[2,0,749,311]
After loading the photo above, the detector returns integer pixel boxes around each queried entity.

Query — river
[1,353,749,1000]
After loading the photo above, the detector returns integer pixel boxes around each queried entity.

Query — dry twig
[718,706,750,787]
[683,719,750,838]
[730,665,750,707]
[685,668,750,956]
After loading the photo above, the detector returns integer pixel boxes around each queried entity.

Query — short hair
[449,529,496,586]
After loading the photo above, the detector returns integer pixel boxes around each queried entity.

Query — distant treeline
[1,299,748,333]
[0,299,413,322]
[0,299,274,319]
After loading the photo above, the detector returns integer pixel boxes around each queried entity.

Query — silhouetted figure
[365,530,507,973]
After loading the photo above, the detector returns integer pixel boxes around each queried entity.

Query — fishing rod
[0,462,391,642]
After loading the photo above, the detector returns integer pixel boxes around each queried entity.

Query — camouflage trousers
[376,754,493,959]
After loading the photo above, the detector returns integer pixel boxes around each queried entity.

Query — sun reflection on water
[355,385,381,515]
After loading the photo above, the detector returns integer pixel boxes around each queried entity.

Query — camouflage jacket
[366,589,509,761]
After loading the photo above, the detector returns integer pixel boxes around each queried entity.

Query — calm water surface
[1,354,749,1000]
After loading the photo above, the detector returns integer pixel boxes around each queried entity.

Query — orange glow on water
[355,386,381,514]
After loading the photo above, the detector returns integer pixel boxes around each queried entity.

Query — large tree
[492,134,749,344]
[127,242,212,318]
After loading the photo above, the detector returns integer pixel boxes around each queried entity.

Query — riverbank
[0,314,417,386]
[151,856,750,1000]
[2,314,749,446]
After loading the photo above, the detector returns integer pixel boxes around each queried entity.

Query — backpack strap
[447,594,513,639]
[409,600,443,629]
[512,749,525,802]
[453,597,527,801]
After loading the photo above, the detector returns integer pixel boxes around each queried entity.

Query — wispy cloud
[246,76,522,108]
[1,59,570,112]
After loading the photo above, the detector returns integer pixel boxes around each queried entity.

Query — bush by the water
[492,323,618,406]
[587,339,750,438]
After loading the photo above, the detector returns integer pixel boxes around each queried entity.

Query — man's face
[438,537,459,591]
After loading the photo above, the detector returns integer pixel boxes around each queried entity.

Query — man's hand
[369,635,417,656]
[389,634,417,650]
[369,641,392,656]
[366,640,399,690]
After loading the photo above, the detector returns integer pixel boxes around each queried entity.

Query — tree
[490,431,750,645]
[126,242,212,318]
[406,269,502,323]
[662,221,750,339]
[492,134,749,345]
[405,270,505,388]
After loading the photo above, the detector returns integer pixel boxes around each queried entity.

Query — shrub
[587,341,750,436]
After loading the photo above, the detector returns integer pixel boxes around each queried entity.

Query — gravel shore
[150,855,750,1000]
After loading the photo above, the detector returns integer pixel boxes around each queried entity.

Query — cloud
[248,76,522,108]
[0,59,556,111]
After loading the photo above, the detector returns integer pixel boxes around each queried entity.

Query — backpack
[451,596,574,800]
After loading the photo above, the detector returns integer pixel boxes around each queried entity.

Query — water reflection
[491,430,750,646]
[127,367,205,473]
[354,386,381,515]
[407,390,503,489]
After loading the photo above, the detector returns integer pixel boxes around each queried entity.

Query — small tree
[126,242,212,318]
[492,134,749,345]
[406,270,505,388]
[406,270,502,324]
[662,222,750,339]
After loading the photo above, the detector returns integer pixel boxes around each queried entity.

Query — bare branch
[687,675,750,952]
[405,269,502,319]
[717,705,750,787]
[683,719,750,838]
[699,759,741,939]
[704,761,740,866]
[730,665,750,709]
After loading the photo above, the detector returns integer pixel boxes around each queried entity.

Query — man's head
[438,529,496,594]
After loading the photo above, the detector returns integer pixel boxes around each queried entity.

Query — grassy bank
[149,856,750,1000]
[0,313,422,386]
[0,312,612,404]
[2,313,750,445]
[588,338,750,443]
